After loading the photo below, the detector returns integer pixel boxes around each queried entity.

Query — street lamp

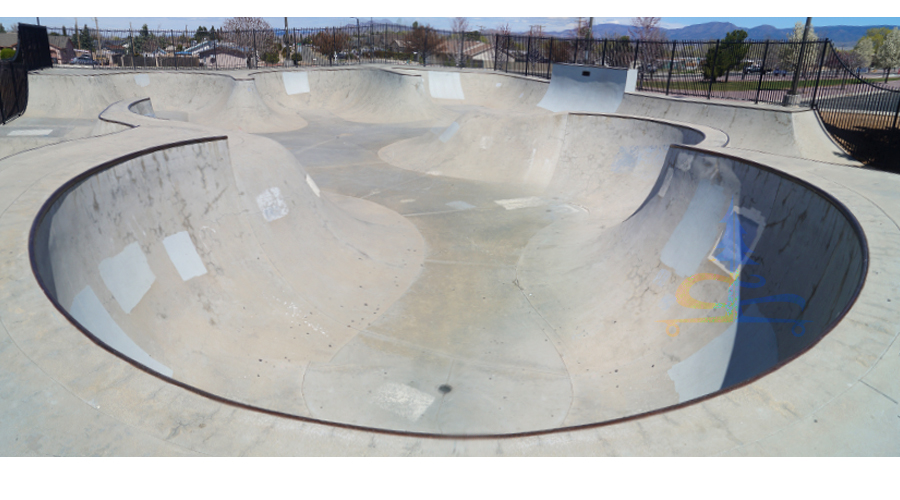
[350,17,360,64]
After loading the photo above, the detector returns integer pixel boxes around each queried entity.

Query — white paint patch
[494,197,545,210]
[7,129,52,136]
[675,151,694,172]
[438,122,460,143]
[162,231,207,281]
[480,136,493,150]
[495,82,502,87]
[373,383,435,422]
[305,174,321,197]
[428,71,465,100]
[70,286,173,377]
[657,294,677,311]
[282,72,310,95]
[657,167,674,198]
[134,74,150,87]
[256,187,289,221]
[446,200,475,210]
[400,199,416,204]
[667,321,737,403]
[519,93,524,98]
[99,242,155,314]
[659,178,728,277]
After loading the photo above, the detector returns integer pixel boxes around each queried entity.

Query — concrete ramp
[538,64,637,113]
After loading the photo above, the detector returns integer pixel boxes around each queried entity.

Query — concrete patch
[162,231,208,282]
[282,72,310,95]
[256,187,289,221]
[134,74,150,87]
[438,122,460,143]
[70,285,173,377]
[373,383,435,422]
[98,242,156,314]
[494,197,545,210]
[446,200,475,210]
[428,71,465,100]
[7,129,53,136]
[305,174,321,197]
[660,178,728,277]
[668,321,738,403]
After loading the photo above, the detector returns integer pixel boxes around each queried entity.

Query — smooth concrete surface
[538,64,637,113]
[0,66,898,455]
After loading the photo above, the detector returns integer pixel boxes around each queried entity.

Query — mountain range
[547,22,900,48]
[347,19,898,49]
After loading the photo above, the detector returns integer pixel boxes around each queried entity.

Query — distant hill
[524,21,900,49]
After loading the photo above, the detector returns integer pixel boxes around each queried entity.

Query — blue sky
[3,2,900,33]
[4,17,900,33]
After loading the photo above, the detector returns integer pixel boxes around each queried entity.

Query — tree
[778,21,818,73]
[62,26,67,37]
[863,27,891,66]
[79,24,93,52]
[0,23,5,34]
[404,24,441,63]
[702,29,749,82]
[221,17,276,66]
[451,17,469,67]
[630,17,665,42]
[194,26,209,43]
[875,27,900,80]
[853,36,875,70]
[311,29,350,64]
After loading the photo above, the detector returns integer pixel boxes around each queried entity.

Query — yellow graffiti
[660,273,738,337]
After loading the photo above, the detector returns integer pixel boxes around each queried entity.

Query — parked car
[772,68,788,76]
[71,55,100,66]
[743,65,771,75]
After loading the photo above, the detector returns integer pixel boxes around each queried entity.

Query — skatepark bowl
[1,64,899,456]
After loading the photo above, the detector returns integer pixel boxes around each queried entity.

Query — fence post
[493,34,499,71]
[525,35,531,77]
[708,40,720,99]
[665,41,677,96]
[892,88,900,130]
[755,40,769,104]
[252,29,258,69]
[633,39,640,69]
[506,34,510,73]
[601,39,607,66]
[548,37,554,79]
[810,40,829,109]
[171,30,177,69]
[573,37,578,64]
[423,27,428,67]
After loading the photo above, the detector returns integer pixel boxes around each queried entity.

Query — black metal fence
[47,23,505,70]
[0,24,52,125]
[26,23,900,169]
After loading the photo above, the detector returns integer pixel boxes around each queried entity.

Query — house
[0,32,76,64]
[180,40,250,68]
[48,35,75,63]
[390,39,409,52]
[429,40,496,67]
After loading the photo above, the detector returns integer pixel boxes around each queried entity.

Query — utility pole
[783,17,812,107]
[351,17,360,64]
[93,17,100,60]
[75,18,80,50]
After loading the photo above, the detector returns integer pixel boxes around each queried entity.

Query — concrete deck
[0,66,897,455]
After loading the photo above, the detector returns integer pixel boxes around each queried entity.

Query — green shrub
[0,48,15,60]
